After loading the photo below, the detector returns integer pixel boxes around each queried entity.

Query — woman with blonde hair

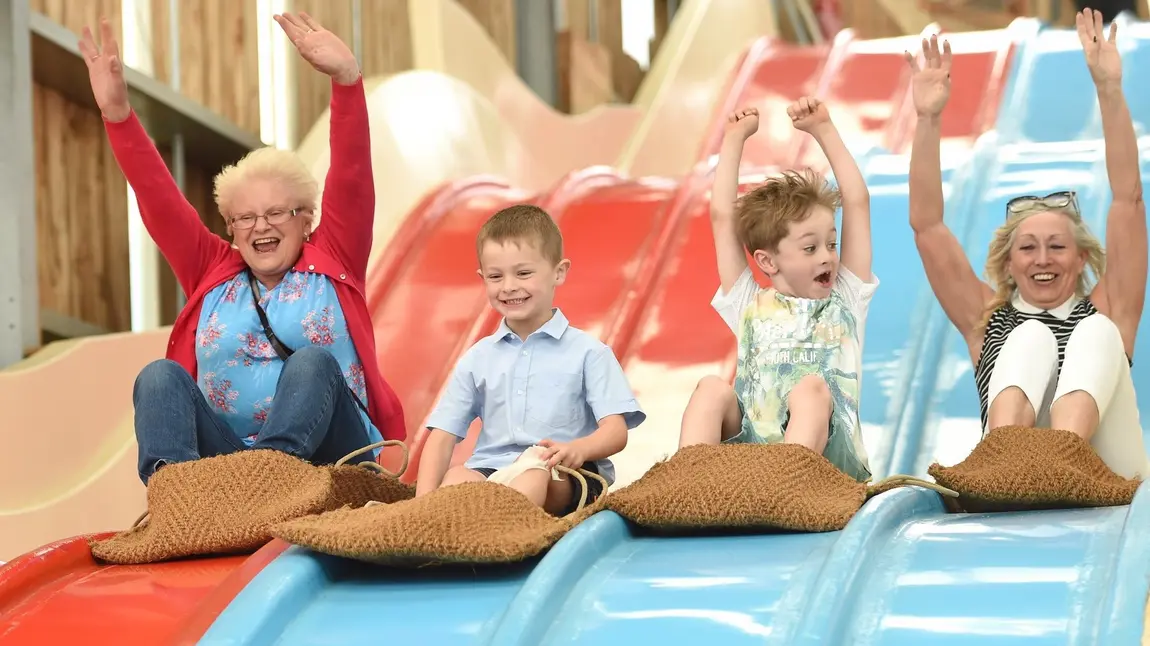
[79,13,405,483]
[905,9,1148,478]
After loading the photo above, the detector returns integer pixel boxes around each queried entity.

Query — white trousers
[985,314,1150,479]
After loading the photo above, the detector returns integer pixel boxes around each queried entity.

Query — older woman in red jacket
[79,13,405,483]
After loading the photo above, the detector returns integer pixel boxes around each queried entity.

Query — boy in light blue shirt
[418,204,646,515]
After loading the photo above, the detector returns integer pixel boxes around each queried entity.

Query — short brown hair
[476,204,564,264]
[736,169,841,253]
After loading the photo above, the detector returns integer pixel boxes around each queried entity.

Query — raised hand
[1077,7,1121,87]
[905,34,952,117]
[788,97,830,133]
[275,12,359,85]
[77,18,130,123]
[723,107,759,141]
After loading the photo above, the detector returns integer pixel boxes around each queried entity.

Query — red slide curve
[0,27,1019,646]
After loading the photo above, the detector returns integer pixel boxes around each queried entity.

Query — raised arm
[275,13,374,280]
[790,97,872,281]
[712,109,757,293]
[906,35,992,346]
[1077,10,1146,354]
[80,20,226,296]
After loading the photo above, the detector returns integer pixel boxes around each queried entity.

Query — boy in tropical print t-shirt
[676,97,878,482]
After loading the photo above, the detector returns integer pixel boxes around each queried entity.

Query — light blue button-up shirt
[425,309,645,484]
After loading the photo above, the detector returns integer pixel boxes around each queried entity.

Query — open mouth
[252,237,280,254]
[501,296,530,308]
[814,271,832,288]
[1031,272,1057,284]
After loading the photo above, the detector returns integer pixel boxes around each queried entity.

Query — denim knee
[134,359,193,403]
[282,346,342,378]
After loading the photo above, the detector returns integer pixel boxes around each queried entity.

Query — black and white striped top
[974,296,1101,431]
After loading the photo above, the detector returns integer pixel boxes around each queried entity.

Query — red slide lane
[364,176,532,473]
[401,170,686,484]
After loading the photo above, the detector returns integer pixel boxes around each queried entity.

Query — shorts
[725,400,872,482]
[474,459,604,516]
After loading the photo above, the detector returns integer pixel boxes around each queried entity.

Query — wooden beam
[28,11,262,171]
[40,309,111,342]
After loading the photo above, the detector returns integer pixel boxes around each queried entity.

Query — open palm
[77,18,130,122]
[275,12,359,84]
[905,34,952,117]
[1077,8,1121,86]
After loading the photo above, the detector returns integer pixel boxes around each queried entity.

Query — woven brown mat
[602,443,954,533]
[273,466,606,567]
[927,425,1141,513]
[91,442,413,564]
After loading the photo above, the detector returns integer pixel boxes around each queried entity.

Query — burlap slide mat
[602,443,954,534]
[274,445,955,567]
[272,466,607,567]
[928,425,1140,513]
[91,441,413,564]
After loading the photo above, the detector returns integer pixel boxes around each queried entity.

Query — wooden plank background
[30,0,133,334]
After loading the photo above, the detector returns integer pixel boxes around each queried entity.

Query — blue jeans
[132,346,375,484]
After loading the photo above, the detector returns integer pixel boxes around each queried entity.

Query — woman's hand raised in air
[905,34,952,118]
[78,18,130,123]
[275,12,360,86]
[1077,7,1122,90]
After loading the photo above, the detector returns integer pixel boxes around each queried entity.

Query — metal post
[588,0,599,42]
[351,0,363,69]
[0,0,38,366]
[514,0,558,106]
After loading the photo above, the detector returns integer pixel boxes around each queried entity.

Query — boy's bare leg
[678,375,744,448]
[506,468,577,515]
[784,374,833,454]
[441,465,487,487]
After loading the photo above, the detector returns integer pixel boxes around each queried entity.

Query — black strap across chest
[247,270,370,417]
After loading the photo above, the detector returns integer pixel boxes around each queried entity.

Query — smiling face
[1006,210,1088,309]
[226,177,312,286]
[753,205,839,299]
[478,236,569,338]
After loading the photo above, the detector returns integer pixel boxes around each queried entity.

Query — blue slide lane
[829,14,1150,646]
[196,18,1150,646]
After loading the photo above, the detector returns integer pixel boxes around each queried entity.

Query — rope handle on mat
[336,439,409,478]
[556,465,610,513]
[871,474,959,498]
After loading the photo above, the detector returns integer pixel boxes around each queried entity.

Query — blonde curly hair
[213,147,319,225]
[979,205,1106,331]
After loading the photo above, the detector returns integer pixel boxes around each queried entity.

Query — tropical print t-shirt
[711,266,878,468]
[194,270,381,447]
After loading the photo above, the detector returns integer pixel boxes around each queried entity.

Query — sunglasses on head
[1005,191,1079,217]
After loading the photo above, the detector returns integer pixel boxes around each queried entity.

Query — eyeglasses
[1005,191,1079,217]
[230,208,300,230]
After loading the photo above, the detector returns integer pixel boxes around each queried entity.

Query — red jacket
[103,77,406,442]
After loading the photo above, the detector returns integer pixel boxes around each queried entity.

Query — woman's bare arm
[907,38,993,347]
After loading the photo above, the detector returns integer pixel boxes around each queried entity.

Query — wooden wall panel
[33,85,132,333]
[456,0,516,64]
[291,0,355,143]
[30,0,132,334]
[290,0,413,145]
[150,0,261,135]
[31,0,121,35]
[359,1,413,78]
